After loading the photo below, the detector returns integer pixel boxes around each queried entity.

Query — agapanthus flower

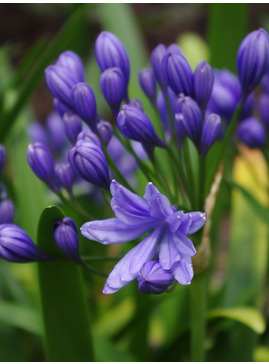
[81,180,206,294]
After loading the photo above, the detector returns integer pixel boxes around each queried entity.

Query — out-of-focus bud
[237,28,269,95]
[137,261,174,294]
[129,98,144,111]
[0,145,6,176]
[201,114,222,157]
[55,163,75,194]
[63,112,82,144]
[53,217,83,264]
[138,68,157,104]
[156,90,171,140]
[100,67,127,114]
[27,143,59,192]
[176,96,202,146]
[150,44,167,90]
[0,224,53,263]
[167,43,184,56]
[70,82,97,126]
[53,98,72,118]
[97,120,113,145]
[95,31,130,83]
[194,61,214,111]
[45,65,77,106]
[117,105,167,148]
[77,131,101,147]
[258,93,269,130]
[68,140,110,189]
[237,117,266,148]
[174,113,186,149]
[162,52,193,96]
[261,72,269,94]
[56,50,85,82]
[0,200,15,224]
[46,112,66,156]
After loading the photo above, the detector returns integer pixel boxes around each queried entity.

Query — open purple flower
[81,180,206,294]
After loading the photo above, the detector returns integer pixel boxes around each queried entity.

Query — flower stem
[190,272,207,361]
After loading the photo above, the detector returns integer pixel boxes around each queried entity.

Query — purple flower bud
[53,98,72,118]
[45,65,77,106]
[53,217,83,264]
[27,122,49,147]
[27,143,59,192]
[63,112,82,144]
[55,163,75,194]
[156,90,171,140]
[100,67,127,114]
[56,50,85,82]
[238,117,266,148]
[77,131,101,147]
[129,98,144,111]
[261,72,269,93]
[95,31,130,83]
[138,68,157,103]
[117,105,167,148]
[175,96,202,146]
[167,43,184,57]
[0,200,15,224]
[0,183,7,200]
[150,44,167,90]
[137,261,174,294]
[174,113,186,149]
[0,224,52,263]
[237,28,269,95]
[0,145,6,176]
[162,52,193,96]
[46,112,66,156]
[201,114,222,157]
[70,82,97,126]
[68,139,110,189]
[194,61,214,110]
[97,120,113,145]
[258,94,269,130]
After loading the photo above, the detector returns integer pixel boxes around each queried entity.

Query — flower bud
[63,112,82,144]
[55,163,75,194]
[162,52,193,96]
[167,43,184,56]
[56,50,85,82]
[194,61,214,110]
[70,82,97,126]
[27,122,49,147]
[237,28,269,95]
[0,224,52,263]
[117,105,167,148]
[53,98,72,118]
[46,112,66,156]
[201,114,222,157]
[95,31,130,83]
[97,120,113,145]
[156,90,171,140]
[0,145,6,176]
[0,183,7,200]
[27,143,58,192]
[237,117,266,148]
[137,261,174,294]
[129,98,144,111]
[138,68,157,103]
[174,113,187,149]
[53,217,83,264]
[150,44,167,90]
[0,200,15,224]
[261,72,269,93]
[175,96,202,146]
[100,67,127,114]
[77,131,101,147]
[45,65,77,106]
[68,140,110,189]
[258,93,269,130]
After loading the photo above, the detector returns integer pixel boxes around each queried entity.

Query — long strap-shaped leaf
[37,205,93,361]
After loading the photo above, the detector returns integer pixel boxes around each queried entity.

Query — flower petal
[187,211,206,235]
[159,231,181,269]
[103,224,164,294]
[81,218,153,245]
[173,230,197,257]
[144,182,173,218]
[171,255,194,285]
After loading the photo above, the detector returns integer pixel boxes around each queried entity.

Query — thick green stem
[190,272,207,361]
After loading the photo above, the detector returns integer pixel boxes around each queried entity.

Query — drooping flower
[81,180,206,294]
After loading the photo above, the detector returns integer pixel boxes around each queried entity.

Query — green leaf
[0,5,88,142]
[37,206,94,361]
[208,4,248,72]
[0,302,42,336]
[254,346,269,362]
[225,178,269,228]
[208,307,266,334]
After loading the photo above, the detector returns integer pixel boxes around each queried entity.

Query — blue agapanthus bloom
[81,180,206,294]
